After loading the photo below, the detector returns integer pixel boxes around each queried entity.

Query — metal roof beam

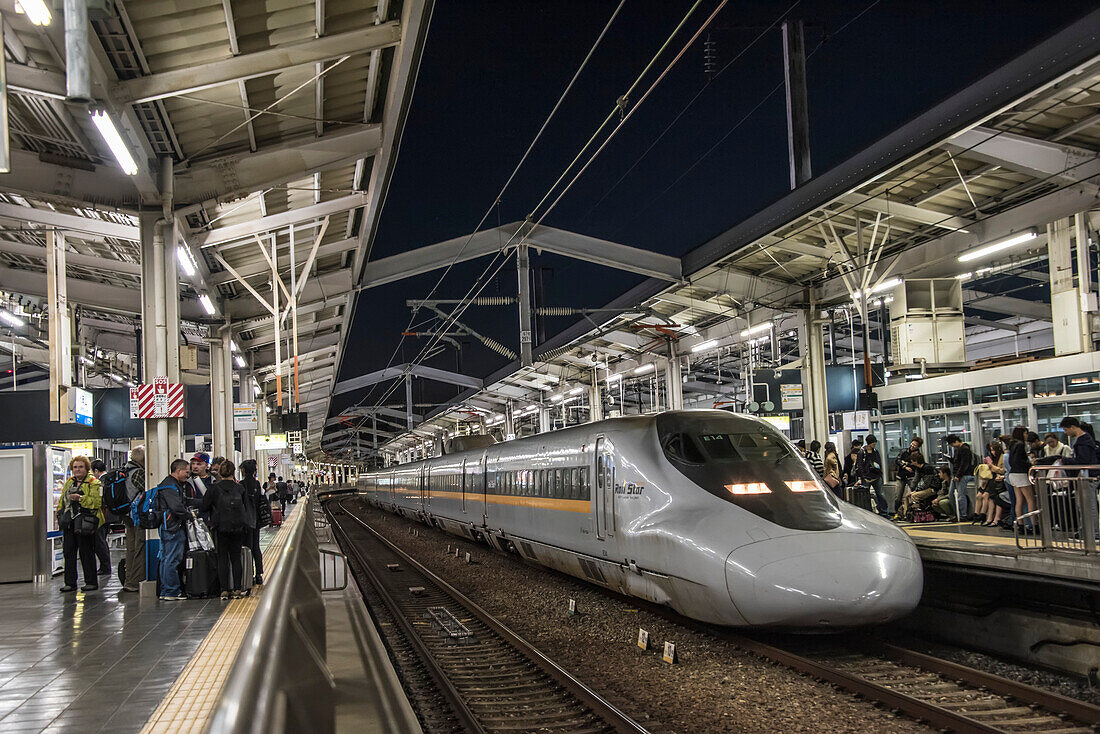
[944,126,1099,188]
[524,227,682,281]
[0,238,141,276]
[196,193,367,248]
[837,193,974,231]
[333,362,483,396]
[112,22,402,104]
[207,238,356,286]
[0,202,138,241]
[175,125,382,206]
[962,290,1051,320]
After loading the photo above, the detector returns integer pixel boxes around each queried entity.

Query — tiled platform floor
[0,511,292,734]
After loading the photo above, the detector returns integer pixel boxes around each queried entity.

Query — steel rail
[331,496,650,734]
[326,501,486,734]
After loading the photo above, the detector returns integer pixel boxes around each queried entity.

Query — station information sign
[73,387,93,426]
[255,433,288,451]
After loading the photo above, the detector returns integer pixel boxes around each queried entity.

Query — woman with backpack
[239,460,271,589]
[56,456,104,593]
[201,460,256,599]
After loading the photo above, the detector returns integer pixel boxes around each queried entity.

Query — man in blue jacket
[157,459,193,601]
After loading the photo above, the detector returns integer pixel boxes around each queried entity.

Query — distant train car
[358,410,922,628]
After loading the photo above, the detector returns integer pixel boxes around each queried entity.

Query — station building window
[880,399,900,415]
[922,393,945,411]
[1067,400,1100,432]
[1000,382,1028,402]
[973,385,999,404]
[1036,403,1067,440]
[1033,377,1065,398]
[1002,407,1027,433]
[899,397,919,413]
[944,389,969,408]
[1066,373,1100,394]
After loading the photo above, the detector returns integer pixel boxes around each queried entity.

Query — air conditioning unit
[888,279,966,366]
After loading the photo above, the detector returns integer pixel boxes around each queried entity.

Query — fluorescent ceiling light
[852,278,902,300]
[691,339,718,353]
[905,374,924,381]
[633,363,655,375]
[740,323,772,338]
[550,394,563,403]
[253,384,262,397]
[176,246,196,277]
[15,0,51,25]
[958,230,1037,263]
[230,340,240,352]
[109,373,125,383]
[607,372,623,383]
[90,111,139,176]
[235,355,246,369]
[0,311,25,328]
[199,294,216,315]
[956,272,972,280]
[568,387,584,395]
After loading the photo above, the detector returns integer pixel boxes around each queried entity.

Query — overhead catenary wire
[356,1,732,449]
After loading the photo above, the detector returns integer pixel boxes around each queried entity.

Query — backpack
[131,482,173,530]
[101,467,134,515]
[217,485,247,532]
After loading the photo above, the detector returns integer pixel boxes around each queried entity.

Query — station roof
[356,9,1100,457]
[0,0,432,455]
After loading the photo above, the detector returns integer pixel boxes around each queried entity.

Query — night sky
[332,0,1095,417]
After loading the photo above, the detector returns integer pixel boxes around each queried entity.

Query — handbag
[57,507,75,531]
[74,511,98,536]
[189,512,215,551]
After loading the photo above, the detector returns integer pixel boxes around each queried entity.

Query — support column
[46,230,71,421]
[503,402,515,440]
[588,367,603,422]
[404,373,414,430]
[782,19,812,189]
[1049,218,1091,355]
[799,307,829,444]
[239,357,256,464]
[221,325,235,459]
[665,345,683,410]
[538,406,551,434]
[517,243,533,366]
[209,336,228,458]
[1076,212,1095,351]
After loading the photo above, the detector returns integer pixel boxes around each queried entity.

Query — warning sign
[780,383,804,410]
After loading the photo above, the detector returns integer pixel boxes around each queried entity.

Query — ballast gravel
[346,498,931,734]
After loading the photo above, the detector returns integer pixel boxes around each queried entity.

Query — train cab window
[663,433,705,464]
[537,470,544,497]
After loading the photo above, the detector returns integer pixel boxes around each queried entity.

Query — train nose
[724,533,923,627]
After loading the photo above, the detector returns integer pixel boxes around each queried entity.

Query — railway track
[708,630,1100,734]
[327,496,649,734]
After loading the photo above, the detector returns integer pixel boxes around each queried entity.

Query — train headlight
[725,483,771,495]
[785,480,819,493]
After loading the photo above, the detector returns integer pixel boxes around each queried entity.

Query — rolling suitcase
[240,547,255,589]
[270,508,283,527]
[846,481,874,512]
[185,549,220,598]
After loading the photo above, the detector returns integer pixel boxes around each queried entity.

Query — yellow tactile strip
[141,507,304,734]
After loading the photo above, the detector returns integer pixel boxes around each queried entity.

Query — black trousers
[94,522,111,573]
[63,530,97,588]
[248,527,264,580]
[215,531,247,591]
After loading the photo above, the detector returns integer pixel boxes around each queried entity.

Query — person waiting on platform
[1036,417,1100,537]
[855,436,891,518]
[275,476,290,515]
[210,456,225,478]
[121,446,146,593]
[896,453,937,519]
[239,459,271,589]
[186,452,212,518]
[893,437,924,513]
[57,456,104,593]
[842,439,862,486]
[807,440,825,477]
[932,466,954,518]
[89,459,113,579]
[1043,432,1073,459]
[946,434,976,521]
[1007,426,1036,532]
[822,451,842,496]
[201,460,256,600]
[155,459,192,601]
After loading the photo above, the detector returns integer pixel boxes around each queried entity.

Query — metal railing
[205,496,335,734]
[1018,465,1100,554]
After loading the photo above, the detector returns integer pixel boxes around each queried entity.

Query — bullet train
[356,410,923,628]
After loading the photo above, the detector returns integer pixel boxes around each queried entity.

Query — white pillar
[209,336,228,459]
[665,346,683,411]
[589,367,603,422]
[799,307,829,443]
[221,325,235,459]
[538,406,551,433]
[1049,218,1091,355]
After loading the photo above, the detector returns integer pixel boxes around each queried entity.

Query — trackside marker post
[663,641,678,664]
[568,598,577,615]
[637,628,649,651]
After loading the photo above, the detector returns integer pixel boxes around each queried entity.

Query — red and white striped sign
[129,380,186,419]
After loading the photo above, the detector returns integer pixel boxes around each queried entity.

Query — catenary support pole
[517,243,533,366]
[782,19,811,189]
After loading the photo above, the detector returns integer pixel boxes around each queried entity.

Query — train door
[418,466,426,511]
[460,459,467,514]
[480,454,489,527]
[595,436,615,539]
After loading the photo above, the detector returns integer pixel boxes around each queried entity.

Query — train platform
[899,520,1100,587]
[0,498,415,734]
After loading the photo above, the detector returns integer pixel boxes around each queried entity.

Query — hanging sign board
[233,402,259,431]
[67,386,93,426]
[255,433,288,451]
[129,380,185,419]
[842,411,871,431]
[780,383,804,410]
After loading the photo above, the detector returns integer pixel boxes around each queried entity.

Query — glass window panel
[1067,400,1100,432]
[922,393,945,411]
[881,421,903,468]
[1002,408,1027,435]
[880,400,900,416]
[1036,402,1068,442]
[1066,373,1100,394]
[944,389,969,408]
[924,415,950,466]
[1032,377,1064,398]
[999,382,1028,402]
[973,385,999,404]
[899,397,919,413]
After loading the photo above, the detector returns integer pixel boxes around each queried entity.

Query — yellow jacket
[56,477,104,527]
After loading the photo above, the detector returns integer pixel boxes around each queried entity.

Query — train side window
[541,470,548,498]
[579,466,588,499]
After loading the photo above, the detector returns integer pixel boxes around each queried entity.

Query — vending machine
[0,444,72,582]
